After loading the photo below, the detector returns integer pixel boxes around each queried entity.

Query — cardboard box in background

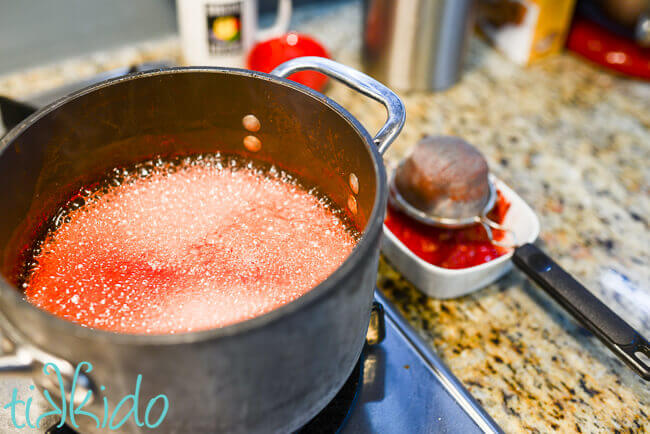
[478,0,577,65]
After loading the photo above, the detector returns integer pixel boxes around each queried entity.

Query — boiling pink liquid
[23,156,357,334]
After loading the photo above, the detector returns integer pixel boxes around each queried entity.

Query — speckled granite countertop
[1,2,648,433]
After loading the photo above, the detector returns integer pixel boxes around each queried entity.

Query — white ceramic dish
[381,177,540,299]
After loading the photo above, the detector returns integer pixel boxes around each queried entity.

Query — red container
[567,16,650,80]
[248,32,330,91]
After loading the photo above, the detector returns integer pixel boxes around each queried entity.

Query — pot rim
[0,66,388,346]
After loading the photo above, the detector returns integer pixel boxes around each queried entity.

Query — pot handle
[271,56,405,154]
[0,314,96,404]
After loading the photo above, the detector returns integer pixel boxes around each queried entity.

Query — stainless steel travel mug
[362,0,476,91]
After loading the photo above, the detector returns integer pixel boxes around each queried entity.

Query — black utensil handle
[512,243,650,380]
[0,96,38,132]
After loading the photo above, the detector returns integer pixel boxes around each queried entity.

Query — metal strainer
[385,135,649,380]
[388,136,515,246]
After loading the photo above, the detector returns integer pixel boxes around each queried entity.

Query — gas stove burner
[45,423,77,434]
[299,356,363,433]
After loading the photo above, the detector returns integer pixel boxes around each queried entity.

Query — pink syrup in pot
[21,155,359,334]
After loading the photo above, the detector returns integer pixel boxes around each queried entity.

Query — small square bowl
[381,177,540,299]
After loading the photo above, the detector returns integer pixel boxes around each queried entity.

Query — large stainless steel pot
[0,57,405,433]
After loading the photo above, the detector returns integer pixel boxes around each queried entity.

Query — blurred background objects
[0,0,326,75]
